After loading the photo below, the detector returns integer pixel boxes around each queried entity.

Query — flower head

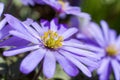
[77,20,120,80]
[3,14,99,79]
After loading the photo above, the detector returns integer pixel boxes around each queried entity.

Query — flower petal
[63,40,104,52]
[43,50,56,78]
[59,50,91,77]
[0,18,7,30]
[55,52,79,76]
[0,2,4,17]
[111,59,120,80]
[62,28,78,40]
[0,36,29,47]
[10,30,39,44]
[20,48,46,74]
[50,18,58,32]
[100,20,109,42]
[97,57,110,74]
[62,46,100,59]
[3,45,39,56]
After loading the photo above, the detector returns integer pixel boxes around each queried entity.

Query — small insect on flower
[3,14,100,79]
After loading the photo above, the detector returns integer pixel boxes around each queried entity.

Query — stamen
[106,44,118,56]
[41,30,63,49]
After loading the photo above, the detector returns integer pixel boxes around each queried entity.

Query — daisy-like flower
[78,20,120,80]
[3,14,100,78]
[42,0,90,18]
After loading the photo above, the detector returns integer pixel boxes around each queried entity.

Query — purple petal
[88,22,105,47]
[43,50,56,78]
[3,45,39,56]
[65,6,81,16]
[0,2,4,17]
[31,22,43,35]
[0,25,12,40]
[0,18,7,30]
[50,18,58,32]
[111,59,120,80]
[62,28,78,40]
[63,40,104,52]
[109,29,116,44]
[58,24,67,35]
[20,48,46,74]
[97,57,110,74]
[116,35,120,48]
[21,22,40,39]
[5,14,29,34]
[9,30,39,44]
[62,46,100,59]
[100,20,109,42]
[0,36,29,47]
[55,52,79,76]
[23,18,33,26]
[59,50,91,77]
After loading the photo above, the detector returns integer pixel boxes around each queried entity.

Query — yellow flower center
[106,45,118,56]
[41,30,63,49]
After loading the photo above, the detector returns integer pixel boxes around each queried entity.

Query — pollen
[106,44,118,56]
[41,30,63,49]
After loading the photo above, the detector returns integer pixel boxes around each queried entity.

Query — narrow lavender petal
[111,59,120,80]
[61,28,78,40]
[10,30,39,44]
[55,52,79,76]
[77,12,91,20]
[43,50,56,78]
[65,6,81,16]
[0,36,29,47]
[98,58,110,80]
[116,35,120,48]
[100,20,109,42]
[50,18,58,32]
[21,22,40,39]
[5,14,30,35]
[62,46,100,59]
[0,2,4,17]
[58,24,67,35]
[23,18,33,26]
[0,18,7,30]
[88,22,105,47]
[31,22,43,35]
[20,48,46,74]
[59,50,91,77]
[74,56,99,67]
[0,25,12,40]
[116,55,120,61]
[3,45,39,56]
[97,57,110,74]
[63,41,104,52]
[109,29,116,44]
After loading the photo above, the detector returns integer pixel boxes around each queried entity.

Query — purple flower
[3,14,99,78]
[78,20,120,80]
